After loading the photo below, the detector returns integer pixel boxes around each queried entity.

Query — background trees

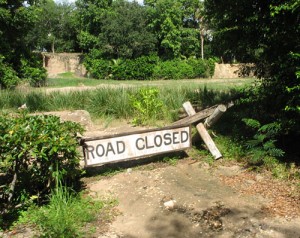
[0,0,46,88]
[204,0,300,154]
[26,0,79,53]
[96,0,157,59]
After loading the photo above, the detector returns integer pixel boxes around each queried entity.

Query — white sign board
[81,125,191,167]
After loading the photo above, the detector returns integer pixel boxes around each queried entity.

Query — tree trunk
[200,33,204,60]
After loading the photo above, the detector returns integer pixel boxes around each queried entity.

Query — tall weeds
[0,86,237,122]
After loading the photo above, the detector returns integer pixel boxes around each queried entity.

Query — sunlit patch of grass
[15,182,116,238]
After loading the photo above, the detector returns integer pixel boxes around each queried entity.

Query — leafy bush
[0,112,84,223]
[153,59,190,79]
[83,49,112,79]
[20,58,47,87]
[83,52,215,80]
[129,87,164,125]
[243,118,285,164]
[112,55,158,80]
[0,56,20,89]
[153,58,215,79]
[85,58,112,79]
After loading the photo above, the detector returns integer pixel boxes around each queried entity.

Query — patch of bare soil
[220,172,300,218]
[84,157,300,238]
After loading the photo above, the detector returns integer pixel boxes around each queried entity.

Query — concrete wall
[42,53,87,77]
[213,63,240,79]
[213,63,254,79]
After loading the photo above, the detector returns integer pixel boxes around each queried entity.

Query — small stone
[164,200,177,209]
[127,168,132,174]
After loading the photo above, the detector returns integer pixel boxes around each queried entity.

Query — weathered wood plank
[181,101,222,160]
[196,123,222,159]
[204,104,227,128]
[172,105,218,126]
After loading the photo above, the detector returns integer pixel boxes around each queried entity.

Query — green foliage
[85,58,112,79]
[0,56,20,89]
[214,136,245,161]
[153,59,193,79]
[16,182,106,237]
[20,54,47,87]
[204,0,300,157]
[146,0,184,59]
[99,0,157,59]
[162,156,180,166]
[88,88,133,118]
[26,0,79,52]
[0,0,42,88]
[112,55,158,80]
[0,112,84,223]
[243,118,285,164]
[84,55,215,80]
[153,58,215,79]
[129,87,164,125]
[84,52,159,80]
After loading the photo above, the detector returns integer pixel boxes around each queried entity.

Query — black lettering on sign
[136,138,145,150]
[145,136,154,149]
[154,135,162,147]
[96,144,105,157]
[85,145,95,160]
[181,131,189,143]
[117,141,126,154]
[106,142,115,156]
[164,133,172,145]
[173,132,179,144]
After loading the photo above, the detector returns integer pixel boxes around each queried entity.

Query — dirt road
[85,157,300,238]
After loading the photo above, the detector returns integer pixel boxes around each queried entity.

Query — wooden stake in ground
[182,101,222,160]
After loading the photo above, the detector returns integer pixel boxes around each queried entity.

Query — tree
[26,0,79,53]
[99,0,157,59]
[0,0,46,88]
[145,0,212,59]
[204,0,300,151]
[145,0,183,59]
[75,0,113,52]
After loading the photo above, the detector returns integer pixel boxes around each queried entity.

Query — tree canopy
[204,0,300,148]
[0,0,46,88]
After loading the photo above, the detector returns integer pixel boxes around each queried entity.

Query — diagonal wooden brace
[182,101,222,159]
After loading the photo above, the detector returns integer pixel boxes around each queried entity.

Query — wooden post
[196,123,222,159]
[182,101,222,160]
[204,104,227,128]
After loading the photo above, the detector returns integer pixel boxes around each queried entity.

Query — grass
[0,84,242,124]
[14,181,117,238]
[47,72,255,90]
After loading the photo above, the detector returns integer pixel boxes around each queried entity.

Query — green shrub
[0,56,20,89]
[129,87,164,125]
[83,52,215,80]
[112,55,158,80]
[0,112,84,223]
[153,58,215,79]
[86,58,112,79]
[21,63,47,87]
[243,118,285,164]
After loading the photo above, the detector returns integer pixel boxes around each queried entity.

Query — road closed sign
[81,125,191,167]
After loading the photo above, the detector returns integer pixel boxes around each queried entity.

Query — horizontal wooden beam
[172,105,218,126]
